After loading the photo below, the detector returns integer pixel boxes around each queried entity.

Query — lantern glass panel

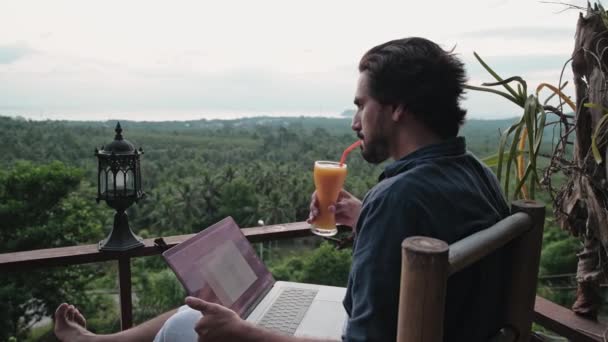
[115,170,126,190]
[107,170,115,193]
[126,169,135,191]
[100,168,108,194]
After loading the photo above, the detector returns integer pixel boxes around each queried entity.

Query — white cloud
[0,0,590,120]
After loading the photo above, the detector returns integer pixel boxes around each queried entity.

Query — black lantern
[95,122,145,251]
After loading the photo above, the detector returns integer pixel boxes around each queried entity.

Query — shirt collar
[379,136,467,181]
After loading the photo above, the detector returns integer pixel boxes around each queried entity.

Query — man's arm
[185,297,341,342]
[343,195,417,342]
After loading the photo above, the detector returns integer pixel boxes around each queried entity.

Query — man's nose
[351,113,361,131]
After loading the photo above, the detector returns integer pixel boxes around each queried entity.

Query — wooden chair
[396,200,546,342]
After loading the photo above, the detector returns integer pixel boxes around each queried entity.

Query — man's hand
[186,296,254,342]
[307,189,362,230]
[186,297,336,342]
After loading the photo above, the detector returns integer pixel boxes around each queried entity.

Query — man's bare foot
[54,303,97,342]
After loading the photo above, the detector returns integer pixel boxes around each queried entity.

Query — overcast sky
[0,0,592,121]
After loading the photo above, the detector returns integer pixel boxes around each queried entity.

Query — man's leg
[54,303,178,342]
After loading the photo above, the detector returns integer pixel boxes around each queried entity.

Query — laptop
[162,216,348,339]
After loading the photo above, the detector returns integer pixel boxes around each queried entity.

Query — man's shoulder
[365,152,506,218]
[391,151,499,190]
[365,172,421,206]
[370,158,451,197]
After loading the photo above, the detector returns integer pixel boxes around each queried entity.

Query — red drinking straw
[340,140,362,166]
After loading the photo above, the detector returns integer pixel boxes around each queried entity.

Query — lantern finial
[114,122,123,141]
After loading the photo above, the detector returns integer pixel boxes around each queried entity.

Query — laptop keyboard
[258,287,319,335]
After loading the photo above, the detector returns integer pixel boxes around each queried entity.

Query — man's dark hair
[359,37,467,139]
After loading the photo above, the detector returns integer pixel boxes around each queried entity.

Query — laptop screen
[162,217,275,317]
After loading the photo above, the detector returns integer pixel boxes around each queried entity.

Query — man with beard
[54,37,509,342]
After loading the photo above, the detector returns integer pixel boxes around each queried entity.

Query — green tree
[133,268,186,323]
[271,242,352,287]
[0,161,107,340]
[218,177,259,227]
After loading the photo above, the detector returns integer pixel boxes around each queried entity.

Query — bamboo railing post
[397,236,449,342]
[507,200,546,341]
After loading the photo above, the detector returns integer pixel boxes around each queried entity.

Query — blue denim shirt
[342,136,510,342]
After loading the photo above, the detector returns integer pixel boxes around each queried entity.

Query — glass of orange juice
[311,161,347,237]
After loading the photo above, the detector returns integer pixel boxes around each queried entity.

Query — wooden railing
[0,221,606,340]
[0,221,312,330]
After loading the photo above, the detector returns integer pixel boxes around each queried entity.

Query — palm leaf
[473,52,519,100]
[537,83,576,112]
[591,113,608,164]
[505,124,525,199]
[464,85,520,107]
[497,116,525,182]
[517,128,528,199]
[584,102,608,112]
[514,163,534,200]
[524,96,537,167]
[483,76,528,105]
[542,81,568,105]
[523,96,539,199]
[534,107,547,158]
[481,151,522,168]
[583,103,608,164]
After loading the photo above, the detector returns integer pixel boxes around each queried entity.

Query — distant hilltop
[341,109,355,117]
[0,113,518,132]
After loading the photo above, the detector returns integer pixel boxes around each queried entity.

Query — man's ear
[391,104,407,122]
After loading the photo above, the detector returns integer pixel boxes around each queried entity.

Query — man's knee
[153,305,202,342]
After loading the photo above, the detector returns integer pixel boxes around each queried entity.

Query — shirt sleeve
[343,192,419,342]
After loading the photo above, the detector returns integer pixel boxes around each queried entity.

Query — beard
[361,135,390,164]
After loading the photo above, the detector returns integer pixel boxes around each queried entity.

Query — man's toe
[55,303,69,322]
[74,309,87,327]
[67,306,76,321]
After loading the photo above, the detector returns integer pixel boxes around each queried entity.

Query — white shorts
[153,305,201,342]
[153,305,349,341]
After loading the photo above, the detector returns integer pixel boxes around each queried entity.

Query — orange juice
[312,161,347,236]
